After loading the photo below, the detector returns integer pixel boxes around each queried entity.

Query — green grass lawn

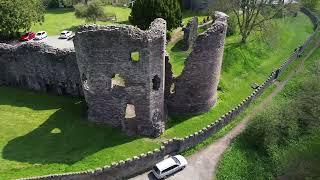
[216,46,320,180]
[0,12,314,179]
[0,87,160,179]
[31,6,131,35]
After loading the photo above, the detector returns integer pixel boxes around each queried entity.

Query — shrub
[75,0,106,23]
[75,3,87,18]
[48,0,60,8]
[226,15,237,36]
[166,32,172,42]
[295,77,320,133]
[242,101,300,155]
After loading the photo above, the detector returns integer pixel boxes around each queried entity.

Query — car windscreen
[61,33,65,35]
[153,166,160,174]
[172,157,181,165]
[162,165,179,173]
[37,33,42,35]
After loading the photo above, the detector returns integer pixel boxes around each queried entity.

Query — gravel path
[12,36,74,49]
[130,45,317,180]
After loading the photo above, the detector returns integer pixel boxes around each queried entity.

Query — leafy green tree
[129,0,182,30]
[0,0,44,38]
[75,0,106,23]
[210,0,294,43]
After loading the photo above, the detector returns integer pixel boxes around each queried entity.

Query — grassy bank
[31,6,131,35]
[216,46,320,180]
[0,12,314,179]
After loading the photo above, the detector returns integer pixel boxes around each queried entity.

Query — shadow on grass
[1,87,141,165]
[166,114,196,129]
[46,8,75,15]
[171,39,186,52]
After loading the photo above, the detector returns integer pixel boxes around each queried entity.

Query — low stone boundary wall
[19,8,320,180]
[0,43,83,97]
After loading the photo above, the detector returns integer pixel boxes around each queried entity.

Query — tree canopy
[0,0,44,38]
[210,0,295,43]
[129,0,182,31]
[75,0,106,23]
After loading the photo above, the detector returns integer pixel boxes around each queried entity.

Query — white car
[59,30,73,39]
[152,155,187,179]
[34,31,47,40]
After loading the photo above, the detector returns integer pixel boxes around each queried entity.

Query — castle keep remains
[73,19,167,137]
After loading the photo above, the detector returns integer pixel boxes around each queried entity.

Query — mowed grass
[31,6,131,35]
[0,12,313,179]
[216,46,320,180]
[164,13,313,138]
[0,87,160,179]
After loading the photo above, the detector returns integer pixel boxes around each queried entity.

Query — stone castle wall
[0,43,82,96]
[73,19,167,137]
[183,17,198,50]
[167,12,228,115]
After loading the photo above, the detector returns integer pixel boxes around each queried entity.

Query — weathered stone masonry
[0,43,82,96]
[183,16,198,50]
[73,19,167,137]
[167,12,229,115]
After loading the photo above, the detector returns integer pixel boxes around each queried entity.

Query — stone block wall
[167,12,229,115]
[183,17,198,50]
[0,43,82,96]
[73,18,167,137]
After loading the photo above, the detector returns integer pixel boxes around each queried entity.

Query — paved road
[15,36,74,49]
[130,45,318,180]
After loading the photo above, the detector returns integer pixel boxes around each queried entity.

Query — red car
[20,32,36,41]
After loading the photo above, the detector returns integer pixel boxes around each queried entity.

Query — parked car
[152,155,187,179]
[20,32,36,41]
[34,31,48,40]
[59,30,73,39]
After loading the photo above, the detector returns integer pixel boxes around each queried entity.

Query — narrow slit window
[125,104,136,119]
[152,75,161,90]
[131,51,140,62]
[170,83,175,94]
[111,74,125,88]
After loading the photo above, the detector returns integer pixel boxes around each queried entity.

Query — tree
[129,0,182,31]
[210,0,294,43]
[0,0,44,38]
[75,0,106,23]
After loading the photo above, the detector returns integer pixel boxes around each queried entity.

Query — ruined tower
[74,19,167,137]
[167,12,228,115]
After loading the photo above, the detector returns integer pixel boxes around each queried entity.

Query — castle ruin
[167,12,228,115]
[0,12,228,137]
[73,19,167,137]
